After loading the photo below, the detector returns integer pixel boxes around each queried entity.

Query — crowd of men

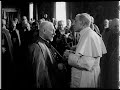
[1,13,119,88]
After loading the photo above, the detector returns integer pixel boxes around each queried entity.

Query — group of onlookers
[1,12,119,89]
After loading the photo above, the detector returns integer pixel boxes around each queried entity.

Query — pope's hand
[63,50,75,59]
[68,53,79,66]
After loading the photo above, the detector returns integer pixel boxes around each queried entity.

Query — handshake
[63,49,75,60]
[63,45,76,59]
[58,49,75,71]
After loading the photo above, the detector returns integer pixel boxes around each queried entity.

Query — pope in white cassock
[64,13,107,88]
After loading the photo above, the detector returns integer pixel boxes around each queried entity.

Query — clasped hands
[63,50,74,59]
[63,45,76,59]
[58,45,76,70]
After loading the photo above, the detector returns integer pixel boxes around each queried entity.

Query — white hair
[76,13,91,27]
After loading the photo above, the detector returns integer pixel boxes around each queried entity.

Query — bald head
[39,21,54,32]
[110,18,119,32]
[39,21,55,41]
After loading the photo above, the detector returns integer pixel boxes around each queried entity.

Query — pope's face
[74,16,83,32]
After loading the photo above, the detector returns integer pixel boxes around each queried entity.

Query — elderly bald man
[27,21,65,88]
[64,13,107,88]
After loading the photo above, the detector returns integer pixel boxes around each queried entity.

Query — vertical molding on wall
[35,3,38,21]
[0,1,1,89]
[53,2,56,19]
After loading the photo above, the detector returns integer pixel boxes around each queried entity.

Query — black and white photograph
[1,0,120,89]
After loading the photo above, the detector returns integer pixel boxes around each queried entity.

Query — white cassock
[68,27,107,88]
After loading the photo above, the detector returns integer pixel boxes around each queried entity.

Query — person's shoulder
[88,28,100,37]
[86,27,94,34]
[29,42,40,50]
